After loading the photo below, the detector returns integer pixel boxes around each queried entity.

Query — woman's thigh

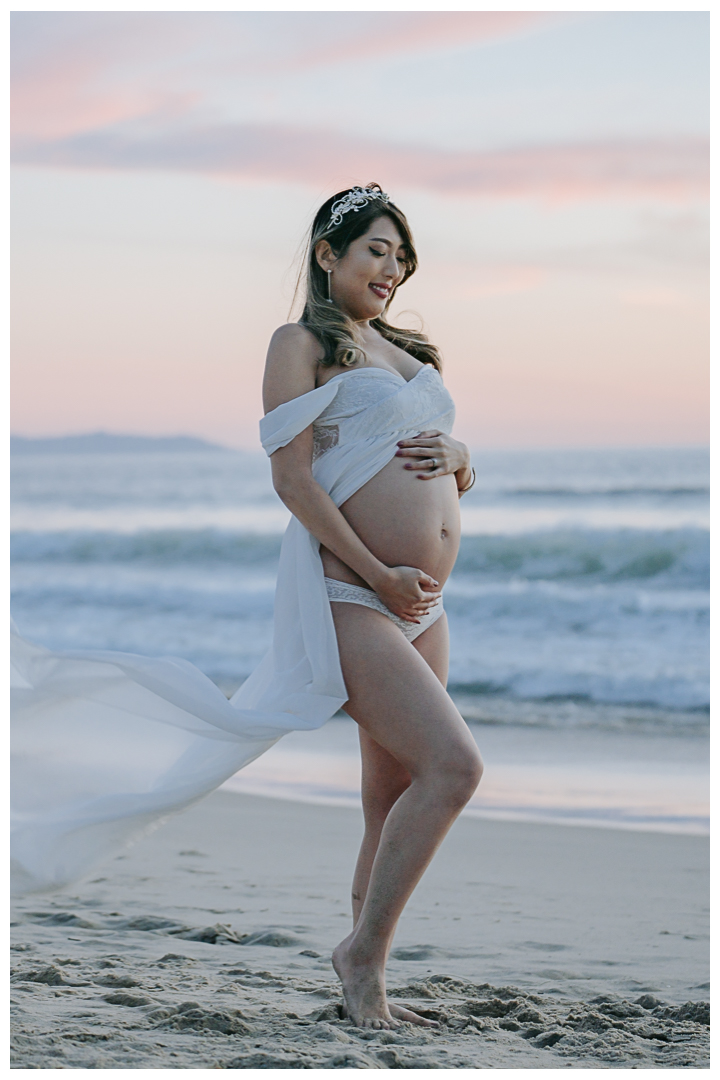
[412,612,449,688]
[330,603,478,779]
[358,613,450,809]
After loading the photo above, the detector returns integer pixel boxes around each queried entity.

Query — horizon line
[10,431,710,454]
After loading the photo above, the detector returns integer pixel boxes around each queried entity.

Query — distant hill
[10,432,230,455]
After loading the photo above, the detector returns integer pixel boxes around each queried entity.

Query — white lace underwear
[324,577,444,643]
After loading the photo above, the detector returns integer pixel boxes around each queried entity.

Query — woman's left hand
[395,431,470,481]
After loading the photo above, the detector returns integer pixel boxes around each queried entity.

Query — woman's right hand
[373,565,441,623]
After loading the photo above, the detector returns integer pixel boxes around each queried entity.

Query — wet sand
[11,791,709,1069]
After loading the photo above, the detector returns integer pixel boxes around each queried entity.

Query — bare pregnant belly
[320,455,461,589]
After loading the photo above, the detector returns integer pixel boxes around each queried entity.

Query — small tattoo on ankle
[352,892,361,900]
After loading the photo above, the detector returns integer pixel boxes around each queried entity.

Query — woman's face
[316,215,408,322]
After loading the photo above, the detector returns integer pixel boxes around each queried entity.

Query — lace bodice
[260,359,456,508]
[312,365,455,462]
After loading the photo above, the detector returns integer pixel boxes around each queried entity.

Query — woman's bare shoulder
[268,322,323,357]
[263,323,324,413]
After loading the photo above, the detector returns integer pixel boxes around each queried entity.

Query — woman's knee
[430,745,483,808]
[450,755,484,806]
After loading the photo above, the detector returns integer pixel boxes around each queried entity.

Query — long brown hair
[294,183,442,371]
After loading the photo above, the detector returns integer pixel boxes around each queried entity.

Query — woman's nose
[385,257,401,279]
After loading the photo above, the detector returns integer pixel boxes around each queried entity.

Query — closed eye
[370,247,407,264]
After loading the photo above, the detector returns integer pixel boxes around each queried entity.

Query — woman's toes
[389,1003,439,1027]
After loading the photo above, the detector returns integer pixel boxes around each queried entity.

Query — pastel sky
[11,10,709,448]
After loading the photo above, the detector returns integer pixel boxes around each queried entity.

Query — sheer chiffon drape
[11,366,455,892]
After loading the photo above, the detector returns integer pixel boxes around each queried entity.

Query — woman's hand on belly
[395,430,471,485]
[373,565,441,624]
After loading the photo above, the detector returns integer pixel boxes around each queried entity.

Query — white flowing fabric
[11,365,455,893]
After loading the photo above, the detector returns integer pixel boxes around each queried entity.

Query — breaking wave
[11,526,708,589]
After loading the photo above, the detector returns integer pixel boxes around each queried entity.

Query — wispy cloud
[11,12,552,140]
[12,14,202,139]
[262,12,551,73]
[12,12,705,203]
[13,121,708,202]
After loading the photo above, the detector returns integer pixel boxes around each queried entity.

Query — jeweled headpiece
[328,185,391,229]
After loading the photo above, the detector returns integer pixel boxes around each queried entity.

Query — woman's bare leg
[329,603,483,1028]
[351,731,439,1028]
[351,730,410,924]
[350,612,449,920]
[349,615,451,1026]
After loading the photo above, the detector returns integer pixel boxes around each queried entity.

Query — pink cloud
[13,121,709,202]
[11,11,553,140]
[270,12,551,73]
[11,14,203,139]
[13,78,188,142]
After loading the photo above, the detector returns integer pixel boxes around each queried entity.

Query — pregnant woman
[262,184,482,1027]
[11,183,482,1029]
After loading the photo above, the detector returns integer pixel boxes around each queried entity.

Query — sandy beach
[10,790,708,1069]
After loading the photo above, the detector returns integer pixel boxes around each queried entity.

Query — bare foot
[332,936,399,1030]
[340,1000,438,1028]
[388,1002,439,1027]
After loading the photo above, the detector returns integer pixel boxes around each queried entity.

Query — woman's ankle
[335,930,389,970]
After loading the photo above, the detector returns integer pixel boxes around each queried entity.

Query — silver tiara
[328,186,391,229]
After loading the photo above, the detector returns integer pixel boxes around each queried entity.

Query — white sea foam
[459,504,709,534]
[10,504,292,534]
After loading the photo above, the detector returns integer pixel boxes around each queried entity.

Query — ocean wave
[10,526,708,587]
[11,525,708,713]
[447,674,708,713]
[449,694,709,732]
[11,569,708,712]
[10,529,283,566]
[452,528,708,588]
[9,504,290,535]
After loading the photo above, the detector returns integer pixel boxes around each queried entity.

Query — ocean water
[11,446,709,834]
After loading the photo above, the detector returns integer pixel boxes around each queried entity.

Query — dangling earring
[327,269,333,303]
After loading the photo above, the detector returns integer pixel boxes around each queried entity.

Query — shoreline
[11,790,709,1069]
[221,786,711,837]
[220,713,710,837]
